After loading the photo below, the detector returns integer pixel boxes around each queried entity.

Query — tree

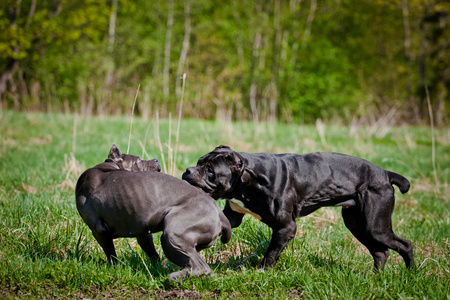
[0,0,448,124]
[0,0,109,107]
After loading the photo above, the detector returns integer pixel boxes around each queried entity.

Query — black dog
[76,145,232,280]
[182,145,414,270]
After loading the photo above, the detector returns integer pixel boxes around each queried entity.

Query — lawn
[0,110,448,299]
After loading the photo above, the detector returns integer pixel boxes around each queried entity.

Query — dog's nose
[148,158,161,172]
[183,167,196,179]
[184,167,195,175]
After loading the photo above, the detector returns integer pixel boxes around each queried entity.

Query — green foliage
[0,0,449,123]
[0,110,449,298]
[0,0,109,62]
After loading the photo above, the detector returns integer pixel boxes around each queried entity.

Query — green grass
[0,110,449,299]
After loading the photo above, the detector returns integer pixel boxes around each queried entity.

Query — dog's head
[182,146,243,198]
[182,145,268,199]
[106,144,161,172]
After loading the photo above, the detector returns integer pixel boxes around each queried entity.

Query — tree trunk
[0,60,19,100]
[25,0,36,28]
[232,3,245,73]
[301,0,317,51]
[0,0,36,103]
[249,30,261,123]
[270,0,281,123]
[176,0,191,98]
[163,1,174,99]
[249,4,262,123]
[289,0,302,72]
[103,0,118,114]
[108,0,118,54]
[402,0,413,119]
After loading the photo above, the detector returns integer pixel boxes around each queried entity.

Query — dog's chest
[229,199,262,220]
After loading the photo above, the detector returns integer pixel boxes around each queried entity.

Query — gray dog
[104,144,161,172]
[76,145,232,280]
[182,145,415,270]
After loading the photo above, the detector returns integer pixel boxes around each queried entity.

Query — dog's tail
[387,171,410,194]
[219,213,232,244]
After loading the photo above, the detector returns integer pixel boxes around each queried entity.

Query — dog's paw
[168,269,193,282]
[259,258,276,270]
[168,268,214,282]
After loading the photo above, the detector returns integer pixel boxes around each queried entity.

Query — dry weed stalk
[426,86,439,187]
[153,74,187,176]
[155,110,168,173]
[367,104,398,138]
[172,73,186,175]
[141,118,153,159]
[60,115,84,190]
[127,84,140,154]
[59,153,84,191]
[316,118,327,147]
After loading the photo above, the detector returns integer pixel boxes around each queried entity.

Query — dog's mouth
[189,182,216,196]
[191,183,214,195]
[182,172,216,195]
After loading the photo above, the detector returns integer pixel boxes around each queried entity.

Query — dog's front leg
[261,221,297,268]
[137,233,160,262]
[223,200,245,228]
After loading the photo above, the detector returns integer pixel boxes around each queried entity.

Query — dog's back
[76,168,231,239]
[240,151,410,193]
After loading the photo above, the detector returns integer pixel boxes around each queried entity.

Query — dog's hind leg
[342,205,390,269]
[79,210,117,262]
[137,233,160,262]
[160,232,213,281]
[344,188,414,270]
[365,190,414,269]
[390,234,415,268]
[77,197,117,263]
[91,222,117,264]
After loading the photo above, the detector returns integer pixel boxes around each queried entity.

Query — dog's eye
[206,166,214,176]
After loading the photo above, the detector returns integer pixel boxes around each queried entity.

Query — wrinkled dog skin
[76,145,231,281]
[183,145,415,270]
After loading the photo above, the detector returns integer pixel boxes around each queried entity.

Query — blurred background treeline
[0,0,449,125]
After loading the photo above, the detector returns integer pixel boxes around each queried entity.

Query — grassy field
[0,110,449,299]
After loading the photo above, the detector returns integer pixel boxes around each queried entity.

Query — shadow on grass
[306,253,339,268]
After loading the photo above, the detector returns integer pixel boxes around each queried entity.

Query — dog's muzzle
[182,167,215,194]
[182,167,199,182]
[148,159,161,172]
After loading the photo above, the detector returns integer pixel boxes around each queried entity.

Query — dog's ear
[240,167,256,184]
[199,145,237,166]
[215,145,232,153]
[228,151,244,173]
[241,167,269,186]
[108,144,123,161]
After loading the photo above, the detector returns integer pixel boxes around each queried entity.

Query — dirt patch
[1,284,217,299]
[149,289,216,299]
